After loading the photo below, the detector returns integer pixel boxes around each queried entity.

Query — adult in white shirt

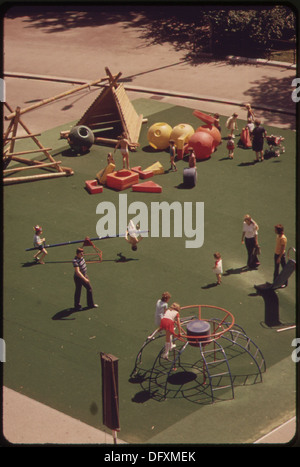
[241,214,260,269]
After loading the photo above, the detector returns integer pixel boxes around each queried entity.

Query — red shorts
[160,318,175,334]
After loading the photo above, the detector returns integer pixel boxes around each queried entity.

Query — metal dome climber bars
[130,305,266,404]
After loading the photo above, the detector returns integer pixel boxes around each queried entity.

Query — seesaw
[25,232,148,251]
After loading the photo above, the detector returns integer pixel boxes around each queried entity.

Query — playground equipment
[147,122,172,150]
[238,127,252,149]
[61,68,145,150]
[96,162,116,185]
[3,74,120,185]
[26,236,103,263]
[187,131,215,160]
[170,124,194,159]
[26,231,148,262]
[183,167,197,188]
[196,124,221,148]
[130,305,266,404]
[131,166,154,179]
[132,181,162,193]
[145,161,165,175]
[85,179,103,194]
[4,68,143,184]
[68,125,95,153]
[3,103,74,185]
[106,169,139,191]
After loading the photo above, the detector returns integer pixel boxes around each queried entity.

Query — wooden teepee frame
[62,67,145,149]
[3,102,74,185]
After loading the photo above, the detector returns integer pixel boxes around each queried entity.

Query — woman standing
[251,119,267,162]
[241,215,260,269]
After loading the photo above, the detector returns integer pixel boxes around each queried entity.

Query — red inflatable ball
[196,124,221,147]
[188,131,215,160]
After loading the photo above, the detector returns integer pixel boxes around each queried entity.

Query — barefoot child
[169,139,177,171]
[114,133,131,169]
[33,225,48,264]
[226,112,238,138]
[227,137,235,159]
[125,220,143,251]
[213,252,223,284]
[114,132,139,169]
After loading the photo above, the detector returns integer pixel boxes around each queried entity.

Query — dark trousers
[273,253,287,285]
[74,274,94,309]
[245,237,259,268]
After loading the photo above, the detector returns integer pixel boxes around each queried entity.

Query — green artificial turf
[3,99,296,444]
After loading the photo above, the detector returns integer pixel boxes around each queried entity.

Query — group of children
[223,103,258,159]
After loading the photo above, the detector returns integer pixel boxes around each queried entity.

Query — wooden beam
[5,76,118,121]
[5,133,41,140]
[5,148,52,157]
[4,161,62,174]
[3,171,71,185]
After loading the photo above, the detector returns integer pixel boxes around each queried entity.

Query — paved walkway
[2,7,297,446]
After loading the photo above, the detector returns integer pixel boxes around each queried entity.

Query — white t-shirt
[243,221,258,239]
[163,308,178,321]
[155,300,168,326]
[213,259,223,274]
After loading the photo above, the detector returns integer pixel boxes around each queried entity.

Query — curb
[226,55,296,70]
[5,71,296,117]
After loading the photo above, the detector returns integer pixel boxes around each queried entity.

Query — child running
[33,225,48,264]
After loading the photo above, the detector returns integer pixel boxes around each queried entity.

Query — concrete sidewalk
[2,7,297,446]
[2,387,296,445]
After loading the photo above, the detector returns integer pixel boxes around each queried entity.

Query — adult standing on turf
[273,224,288,286]
[251,119,267,162]
[241,215,260,269]
[73,248,98,310]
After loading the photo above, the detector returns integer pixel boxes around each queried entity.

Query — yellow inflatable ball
[170,124,194,145]
[170,124,195,159]
[147,122,172,150]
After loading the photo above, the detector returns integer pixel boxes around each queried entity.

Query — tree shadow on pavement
[244,75,296,129]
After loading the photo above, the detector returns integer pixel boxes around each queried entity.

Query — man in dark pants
[73,248,98,310]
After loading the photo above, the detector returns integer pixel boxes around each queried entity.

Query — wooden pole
[16,114,63,172]
[5,76,116,121]
[5,148,52,157]
[3,171,70,185]
[6,133,41,140]
[9,106,21,155]
[4,161,62,174]
[94,136,119,145]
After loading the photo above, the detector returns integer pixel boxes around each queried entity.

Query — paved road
[4,7,296,135]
